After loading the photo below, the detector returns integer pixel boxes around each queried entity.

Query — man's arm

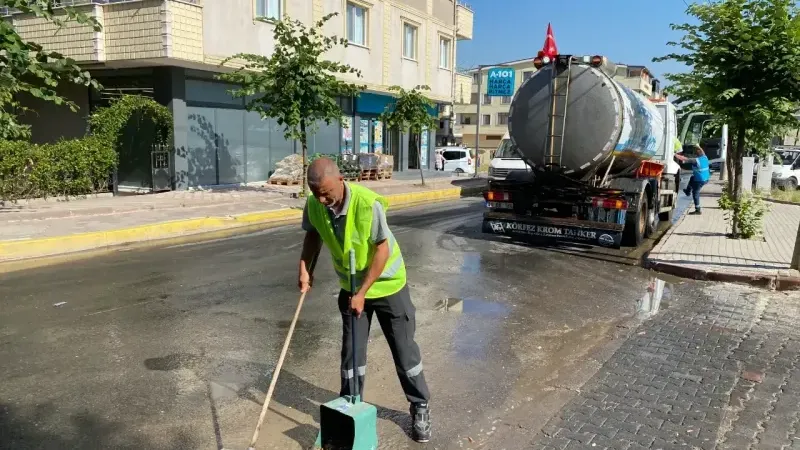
[357,240,390,297]
[299,205,323,292]
[356,202,392,297]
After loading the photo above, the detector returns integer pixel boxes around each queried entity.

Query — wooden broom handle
[248,251,319,449]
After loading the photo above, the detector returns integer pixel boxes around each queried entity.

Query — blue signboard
[486,67,515,97]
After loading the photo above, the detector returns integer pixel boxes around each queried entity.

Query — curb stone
[644,205,800,291]
[0,184,485,263]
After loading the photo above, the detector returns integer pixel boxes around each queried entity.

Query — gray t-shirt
[302,184,391,245]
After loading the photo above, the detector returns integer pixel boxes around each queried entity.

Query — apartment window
[498,113,509,125]
[470,93,478,104]
[439,37,452,69]
[482,94,490,105]
[255,0,281,20]
[472,73,479,83]
[346,2,367,46]
[402,23,417,59]
[501,96,512,104]
[461,115,472,125]
[482,114,491,125]
[523,71,534,81]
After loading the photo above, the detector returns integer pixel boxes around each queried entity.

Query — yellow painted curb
[0,185,480,262]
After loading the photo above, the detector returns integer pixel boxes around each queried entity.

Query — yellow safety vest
[673,137,683,152]
[307,183,407,299]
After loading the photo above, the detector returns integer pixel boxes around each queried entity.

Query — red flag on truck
[541,23,558,60]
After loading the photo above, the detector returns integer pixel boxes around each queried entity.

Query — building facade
[453,57,660,155]
[9,0,473,191]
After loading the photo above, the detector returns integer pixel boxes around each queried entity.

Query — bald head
[307,157,345,208]
[308,157,341,187]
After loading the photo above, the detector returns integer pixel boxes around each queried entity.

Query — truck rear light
[485,190,511,202]
[592,198,628,210]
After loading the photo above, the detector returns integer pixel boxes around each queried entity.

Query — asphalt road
[0,198,692,450]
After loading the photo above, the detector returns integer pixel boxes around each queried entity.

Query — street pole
[474,66,482,178]
[792,225,800,270]
[720,124,728,181]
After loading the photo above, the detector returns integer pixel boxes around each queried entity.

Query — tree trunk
[418,134,426,186]
[731,124,747,237]
[725,131,735,194]
[300,119,309,198]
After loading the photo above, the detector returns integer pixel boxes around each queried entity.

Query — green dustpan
[314,250,378,450]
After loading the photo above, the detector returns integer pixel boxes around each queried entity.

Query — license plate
[486,201,513,209]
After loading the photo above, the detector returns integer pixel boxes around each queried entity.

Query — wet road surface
[0,198,693,449]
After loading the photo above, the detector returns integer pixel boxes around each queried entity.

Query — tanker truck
[482,54,679,248]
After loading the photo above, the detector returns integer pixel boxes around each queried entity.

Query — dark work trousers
[337,284,431,405]
[686,175,708,210]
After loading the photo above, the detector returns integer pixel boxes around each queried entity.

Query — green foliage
[379,85,437,185]
[379,85,438,135]
[656,0,800,131]
[719,186,769,238]
[217,13,364,196]
[656,0,800,235]
[0,137,117,202]
[89,95,173,147]
[0,0,102,140]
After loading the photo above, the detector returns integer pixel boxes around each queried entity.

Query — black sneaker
[689,209,702,215]
[410,403,431,443]
[683,188,691,197]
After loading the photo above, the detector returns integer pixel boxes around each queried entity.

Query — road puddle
[636,277,673,319]
[435,297,510,316]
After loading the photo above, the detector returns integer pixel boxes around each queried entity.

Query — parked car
[437,146,475,174]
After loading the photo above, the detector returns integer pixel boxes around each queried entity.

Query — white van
[488,132,530,181]
[772,148,800,189]
[437,146,475,174]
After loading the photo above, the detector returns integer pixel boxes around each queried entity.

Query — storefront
[352,91,438,173]
[82,68,440,191]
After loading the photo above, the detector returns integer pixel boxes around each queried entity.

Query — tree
[655,0,800,236]
[217,13,364,196]
[379,85,438,186]
[0,0,101,140]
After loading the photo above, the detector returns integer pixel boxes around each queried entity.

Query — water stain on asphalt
[145,353,203,371]
[460,252,482,274]
[435,297,510,316]
[636,277,673,319]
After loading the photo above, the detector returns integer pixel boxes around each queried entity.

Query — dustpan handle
[349,249,360,402]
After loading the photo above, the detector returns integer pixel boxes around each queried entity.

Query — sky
[456,0,696,84]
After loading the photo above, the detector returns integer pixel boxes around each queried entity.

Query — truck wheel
[623,196,647,247]
[645,203,658,238]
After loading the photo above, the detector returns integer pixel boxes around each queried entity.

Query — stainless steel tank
[508,62,664,179]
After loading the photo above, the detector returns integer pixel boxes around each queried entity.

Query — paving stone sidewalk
[647,182,800,286]
[532,281,800,450]
[0,174,483,241]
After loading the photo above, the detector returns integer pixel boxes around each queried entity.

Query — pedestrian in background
[675,144,711,215]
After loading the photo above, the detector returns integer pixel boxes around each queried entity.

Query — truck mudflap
[482,212,625,248]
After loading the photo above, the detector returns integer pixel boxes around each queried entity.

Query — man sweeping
[297,157,432,443]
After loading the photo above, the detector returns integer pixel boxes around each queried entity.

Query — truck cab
[488,132,531,181]
[679,112,728,170]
